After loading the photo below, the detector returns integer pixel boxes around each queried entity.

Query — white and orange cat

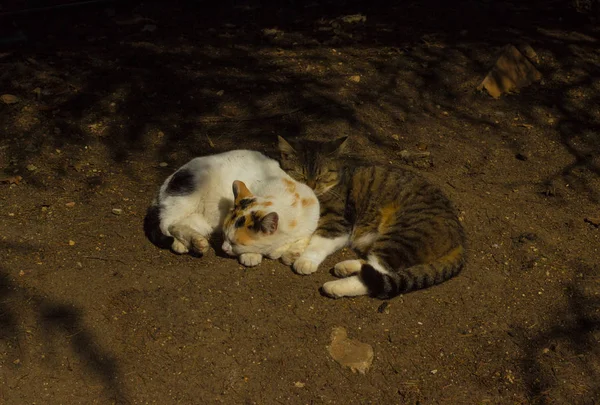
[144,150,319,267]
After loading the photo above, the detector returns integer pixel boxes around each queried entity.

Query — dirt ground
[1,0,599,404]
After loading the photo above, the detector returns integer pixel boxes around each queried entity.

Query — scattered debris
[262,28,284,36]
[327,326,374,374]
[293,381,305,388]
[113,15,155,26]
[515,153,528,161]
[478,44,542,99]
[26,164,37,171]
[377,302,389,313]
[112,208,123,215]
[65,201,76,207]
[514,123,534,130]
[399,149,433,169]
[69,240,76,246]
[142,24,157,33]
[216,90,225,96]
[584,217,600,227]
[339,14,367,24]
[348,75,361,83]
[0,175,22,185]
[1,94,19,104]
[515,232,538,244]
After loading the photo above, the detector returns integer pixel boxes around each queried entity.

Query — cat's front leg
[266,243,292,261]
[293,234,349,275]
[239,253,263,267]
[280,237,310,266]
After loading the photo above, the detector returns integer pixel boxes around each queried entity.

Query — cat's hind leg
[168,214,213,255]
[322,276,369,298]
[322,255,384,298]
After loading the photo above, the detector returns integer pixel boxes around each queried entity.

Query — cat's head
[221,180,279,257]
[277,136,348,196]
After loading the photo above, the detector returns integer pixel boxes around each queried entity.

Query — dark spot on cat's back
[166,169,195,196]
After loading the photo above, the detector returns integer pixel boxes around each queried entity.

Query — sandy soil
[1,1,599,404]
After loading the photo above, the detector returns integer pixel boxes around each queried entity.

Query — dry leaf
[1,94,19,104]
[0,175,23,185]
[478,45,542,99]
[584,217,600,227]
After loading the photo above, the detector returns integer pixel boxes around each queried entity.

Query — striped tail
[143,205,174,249]
[360,245,465,299]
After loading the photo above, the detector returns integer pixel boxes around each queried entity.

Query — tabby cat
[278,136,466,299]
[144,150,319,267]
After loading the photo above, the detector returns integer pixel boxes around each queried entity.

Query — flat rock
[327,326,373,374]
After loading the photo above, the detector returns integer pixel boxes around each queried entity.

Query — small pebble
[159,162,168,167]
[26,164,37,171]
[349,75,361,83]
[65,201,76,207]
[112,208,123,215]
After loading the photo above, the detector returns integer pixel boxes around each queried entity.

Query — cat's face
[277,136,348,196]
[221,180,279,256]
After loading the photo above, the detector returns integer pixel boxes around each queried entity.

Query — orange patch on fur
[261,201,273,207]
[283,178,297,193]
[289,219,297,228]
[233,226,254,246]
[301,198,316,207]
[378,202,401,233]
[438,245,465,265]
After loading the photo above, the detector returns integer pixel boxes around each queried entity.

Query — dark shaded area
[0,243,126,402]
[143,204,174,249]
[39,302,127,403]
[514,280,600,404]
[1,0,598,177]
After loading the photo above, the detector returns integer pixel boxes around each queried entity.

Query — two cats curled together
[144,137,466,300]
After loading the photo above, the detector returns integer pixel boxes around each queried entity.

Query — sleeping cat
[277,136,466,299]
[144,150,319,267]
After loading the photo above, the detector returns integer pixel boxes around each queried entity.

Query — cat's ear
[277,136,296,157]
[232,180,253,201]
[328,136,349,156]
[259,212,279,234]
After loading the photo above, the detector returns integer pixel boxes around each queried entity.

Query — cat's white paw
[239,253,263,267]
[333,260,364,278]
[322,277,369,299]
[191,235,210,254]
[281,250,302,266]
[293,257,319,275]
[171,239,189,254]
[281,238,310,266]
